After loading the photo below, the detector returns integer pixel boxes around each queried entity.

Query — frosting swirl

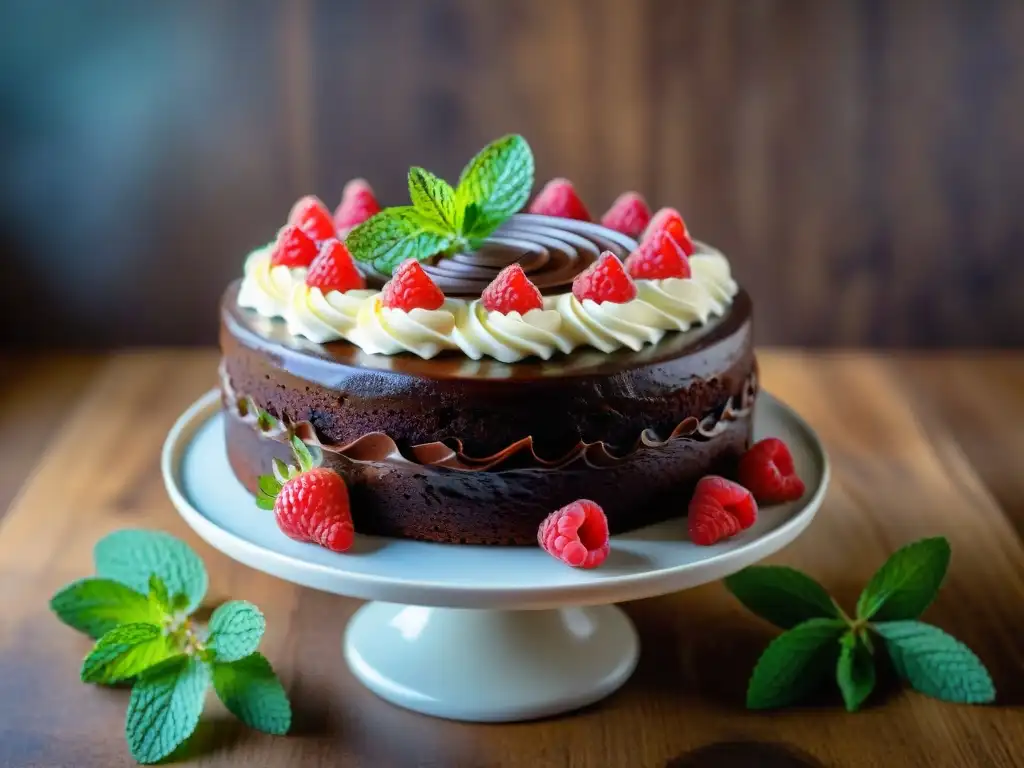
[359,214,636,297]
[450,301,570,363]
[285,285,376,343]
[237,245,305,318]
[347,296,458,358]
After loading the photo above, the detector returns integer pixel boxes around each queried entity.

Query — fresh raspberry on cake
[306,239,366,294]
[381,259,446,311]
[538,499,610,568]
[572,251,637,304]
[643,207,695,256]
[334,178,382,233]
[481,263,544,314]
[624,231,692,280]
[270,224,319,268]
[688,476,758,546]
[527,178,591,221]
[288,195,337,241]
[738,438,806,505]
[601,191,651,238]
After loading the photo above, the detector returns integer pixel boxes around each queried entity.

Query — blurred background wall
[2,0,1022,349]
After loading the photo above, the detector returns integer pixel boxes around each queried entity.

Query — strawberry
[334,178,382,234]
[381,259,445,311]
[738,438,806,505]
[481,263,544,314]
[601,191,651,238]
[527,178,591,221]
[306,239,366,293]
[288,195,337,241]
[688,476,758,546]
[270,224,319,268]
[643,207,695,256]
[538,499,611,569]
[572,251,637,304]
[255,438,354,552]
[624,231,692,280]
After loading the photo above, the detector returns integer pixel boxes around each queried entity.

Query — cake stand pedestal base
[343,602,640,722]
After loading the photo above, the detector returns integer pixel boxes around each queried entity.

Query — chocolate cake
[219,135,758,546]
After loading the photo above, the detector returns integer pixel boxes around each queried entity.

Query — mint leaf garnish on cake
[724,535,995,711]
[50,529,291,764]
[347,134,535,274]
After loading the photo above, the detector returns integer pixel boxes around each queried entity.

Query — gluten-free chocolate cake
[220,135,757,547]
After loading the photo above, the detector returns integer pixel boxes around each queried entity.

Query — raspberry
[381,259,445,311]
[600,191,651,238]
[538,499,610,568]
[527,178,591,221]
[288,195,337,241]
[270,224,319,268]
[624,231,692,280]
[642,207,695,256]
[274,467,354,552]
[738,438,806,505]
[481,263,544,314]
[572,251,637,304]
[688,476,758,546]
[334,178,382,233]
[306,239,366,294]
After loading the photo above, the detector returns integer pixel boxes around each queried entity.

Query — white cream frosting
[237,246,306,319]
[237,245,740,361]
[346,296,459,359]
[285,285,377,343]
[451,301,570,363]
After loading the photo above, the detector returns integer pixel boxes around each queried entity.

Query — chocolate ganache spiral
[359,214,639,297]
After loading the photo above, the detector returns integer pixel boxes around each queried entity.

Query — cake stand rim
[162,388,829,610]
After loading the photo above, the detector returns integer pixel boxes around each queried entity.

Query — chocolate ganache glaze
[359,213,636,296]
[220,272,757,544]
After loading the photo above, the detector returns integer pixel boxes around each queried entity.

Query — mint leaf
[50,577,166,639]
[213,652,291,735]
[461,201,481,237]
[455,134,534,239]
[126,655,210,764]
[836,631,875,712]
[725,566,841,630]
[856,537,950,621]
[746,618,846,709]
[95,530,208,614]
[148,575,172,615]
[81,623,175,685]
[208,601,265,662]
[408,166,459,231]
[875,621,995,704]
[346,207,454,275]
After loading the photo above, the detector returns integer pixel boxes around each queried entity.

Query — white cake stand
[163,390,828,722]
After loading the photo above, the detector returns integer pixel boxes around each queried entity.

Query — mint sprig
[346,134,534,274]
[50,529,291,764]
[725,536,995,711]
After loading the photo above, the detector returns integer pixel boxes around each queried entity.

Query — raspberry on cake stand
[163,389,828,723]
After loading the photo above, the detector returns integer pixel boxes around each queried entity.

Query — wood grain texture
[0,350,1022,767]
[1,0,1023,348]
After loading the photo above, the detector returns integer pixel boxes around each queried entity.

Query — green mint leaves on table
[725,536,995,712]
[50,529,291,765]
[346,133,535,275]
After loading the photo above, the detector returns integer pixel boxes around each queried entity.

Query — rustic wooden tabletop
[0,351,1021,768]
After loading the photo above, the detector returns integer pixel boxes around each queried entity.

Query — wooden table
[1,351,1022,768]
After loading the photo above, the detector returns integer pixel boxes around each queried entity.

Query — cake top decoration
[346,134,535,276]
